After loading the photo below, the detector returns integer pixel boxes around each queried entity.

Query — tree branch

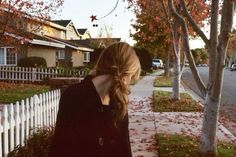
[168,0,207,96]
[212,0,234,99]
[180,0,210,47]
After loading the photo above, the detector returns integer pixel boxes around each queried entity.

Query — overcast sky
[57,0,136,45]
[57,0,236,48]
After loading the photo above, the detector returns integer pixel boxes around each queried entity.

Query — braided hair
[92,42,141,126]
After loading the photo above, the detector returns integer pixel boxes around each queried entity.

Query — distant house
[90,38,121,48]
[77,28,92,39]
[0,16,94,67]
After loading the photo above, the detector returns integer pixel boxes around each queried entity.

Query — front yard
[0,82,50,104]
[153,75,236,156]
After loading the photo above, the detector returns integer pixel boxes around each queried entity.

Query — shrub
[18,57,47,68]
[76,66,90,77]
[8,127,54,157]
[134,48,152,71]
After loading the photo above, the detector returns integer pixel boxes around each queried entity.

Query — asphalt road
[182,67,236,136]
[182,67,236,105]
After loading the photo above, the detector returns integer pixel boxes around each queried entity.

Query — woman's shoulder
[62,75,96,99]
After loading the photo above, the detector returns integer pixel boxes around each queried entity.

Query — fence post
[15,102,20,146]
[21,100,25,146]
[32,68,36,82]
[9,104,14,151]
[0,112,2,157]
[45,92,49,126]
[30,97,34,133]
[39,94,43,127]
[25,98,30,139]
[34,95,39,129]
[3,105,9,157]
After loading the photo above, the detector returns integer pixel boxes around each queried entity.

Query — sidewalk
[128,71,236,157]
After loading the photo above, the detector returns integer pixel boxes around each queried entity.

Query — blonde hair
[93,42,141,125]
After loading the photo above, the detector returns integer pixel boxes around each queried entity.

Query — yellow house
[0,19,94,67]
[0,7,94,68]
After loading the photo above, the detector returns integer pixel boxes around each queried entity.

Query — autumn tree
[226,29,236,67]
[167,0,235,156]
[130,0,209,99]
[0,0,64,48]
[127,0,235,155]
[131,0,172,76]
[191,48,208,65]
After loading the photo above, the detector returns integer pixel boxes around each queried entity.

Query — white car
[231,64,236,71]
[152,59,164,69]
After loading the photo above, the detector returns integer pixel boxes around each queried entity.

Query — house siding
[72,50,84,67]
[81,32,91,39]
[66,24,78,40]
[43,25,63,39]
[27,45,57,67]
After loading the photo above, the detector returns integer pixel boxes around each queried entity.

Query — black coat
[48,76,132,157]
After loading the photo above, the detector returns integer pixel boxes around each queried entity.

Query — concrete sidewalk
[128,71,236,157]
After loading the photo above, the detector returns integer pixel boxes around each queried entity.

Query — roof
[3,32,65,48]
[77,29,87,35]
[69,39,92,48]
[51,20,72,27]
[91,38,121,42]
[45,35,94,52]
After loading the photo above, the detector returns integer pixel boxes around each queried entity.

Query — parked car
[152,59,164,69]
[231,64,236,71]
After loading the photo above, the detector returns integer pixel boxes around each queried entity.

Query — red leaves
[90,15,97,22]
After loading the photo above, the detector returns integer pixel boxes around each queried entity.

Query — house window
[56,50,65,60]
[83,52,90,62]
[0,47,17,65]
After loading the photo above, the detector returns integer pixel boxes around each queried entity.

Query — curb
[180,81,236,143]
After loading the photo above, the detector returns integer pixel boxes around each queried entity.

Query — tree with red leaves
[130,0,209,100]
[127,0,235,156]
[0,0,64,49]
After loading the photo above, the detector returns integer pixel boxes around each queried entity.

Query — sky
[57,0,136,45]
[57,0,236,48]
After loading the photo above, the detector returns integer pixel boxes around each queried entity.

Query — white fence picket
[9,104,14,151]
[0,89,61,157]
[0,112,2,157]
[0,66,87,83]
[21,100,25,145]
[3,106,9,157]
[15,102,20,146]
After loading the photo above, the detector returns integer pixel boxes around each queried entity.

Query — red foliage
[0,0,64,48]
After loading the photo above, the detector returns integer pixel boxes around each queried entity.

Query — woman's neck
[92,75,113,105]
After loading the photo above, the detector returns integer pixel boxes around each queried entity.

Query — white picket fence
[0,89,61,157]
[0,66,88,83]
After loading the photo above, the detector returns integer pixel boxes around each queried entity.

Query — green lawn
[153,90,203,112]
[154,76,173,87]
[0,82,50,104]
[157,133,236,157]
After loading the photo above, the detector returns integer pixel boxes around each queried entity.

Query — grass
[0,82,50,104]
[157,133,236,157]
[154,76,173,87]
[153,90,203,112]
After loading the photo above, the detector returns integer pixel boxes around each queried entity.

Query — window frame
[0,47,17,66]
[56,49,65,60]
[83,51,90,62]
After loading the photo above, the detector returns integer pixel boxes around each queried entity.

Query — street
[182,67,236,136]
[182,67,236,105]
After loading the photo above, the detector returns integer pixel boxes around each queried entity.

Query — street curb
[181,81,236,143]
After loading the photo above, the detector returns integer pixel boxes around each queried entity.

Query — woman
[48,42,141,157]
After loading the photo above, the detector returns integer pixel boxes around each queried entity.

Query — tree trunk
[199,93,220,157]
[172,21,181,100]
[199,1,234,156]
[172,53,180,100]
[164,47,170,77]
